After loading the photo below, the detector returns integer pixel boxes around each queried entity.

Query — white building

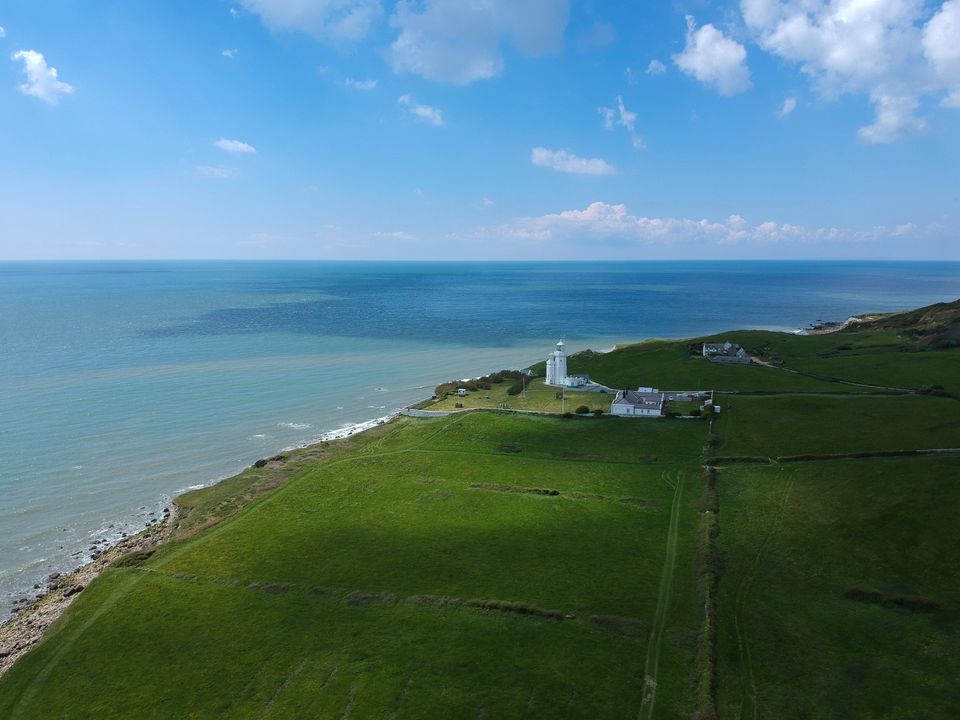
[544,340,569,386]
[610,389,665,417]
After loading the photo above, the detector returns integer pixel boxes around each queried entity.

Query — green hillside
[2,299,959,719]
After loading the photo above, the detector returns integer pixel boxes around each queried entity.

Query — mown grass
[566,339,868,394]
[426,377,612,413]
[0,413,707,719]
[710,394,960,458]
[715,456,960,719]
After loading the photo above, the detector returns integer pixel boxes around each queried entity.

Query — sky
[0,0,959,261]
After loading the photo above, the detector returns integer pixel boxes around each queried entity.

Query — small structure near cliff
[702,341,751,364]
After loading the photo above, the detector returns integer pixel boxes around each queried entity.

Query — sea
[1,260,958,611]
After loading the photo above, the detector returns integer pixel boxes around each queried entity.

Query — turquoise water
[1,260,958,610]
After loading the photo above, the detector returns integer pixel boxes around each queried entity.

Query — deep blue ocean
[1,260,958,610]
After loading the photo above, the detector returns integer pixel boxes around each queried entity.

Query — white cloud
[398,94,444,126]
[646,58,666,75]
[741,0,960,143]
[388,0,569,84]
[0,26,6,39]
[481,197,494,207]
[779,96,797,116]
[215,138,257,153]
[924,0,960,108]
[195,165,237,179]
[345,77,377,90]
[236,0,383,42]
[625,66,637,85]
[222,48,239,59]
[493,201,908,246]
[674,16,751,96]
[11,50,74,104]
[598,96,645,150]
[374,230,417,241]
[530,148,616,175]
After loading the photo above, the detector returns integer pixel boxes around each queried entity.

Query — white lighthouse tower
[545,340,568,386]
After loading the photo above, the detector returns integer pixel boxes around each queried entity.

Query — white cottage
[610,389,665,417]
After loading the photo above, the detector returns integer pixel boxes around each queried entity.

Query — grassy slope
[716,457,960,720]
[426,377,611,413]
[0,414,708,719]
[4,300,959,719]
[710,393,960,457]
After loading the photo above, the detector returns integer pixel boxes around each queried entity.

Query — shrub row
[843,587,940,613]
[465,598,565,621]
[708,456,773,464]
[469,482,560,496]
[434,369,528,398]
[693,467,721,720]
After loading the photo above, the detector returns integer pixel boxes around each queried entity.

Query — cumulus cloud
[923,0,960,108]
[398,94,444,126]
[530,148,616,175]
[388,0,569,84]
[236,0,383,42]
[674,16,751,96]
[215,138,257,153]
[345,77,377,90]
[11,50,74,104]
[741,0,960,142]
[779,96,797,116]
[646,58,666,75]
[222,48,239,58]
[492,201,911,247]
[599,96,645,150]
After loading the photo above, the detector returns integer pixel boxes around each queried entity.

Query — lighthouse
[545,340,568,386]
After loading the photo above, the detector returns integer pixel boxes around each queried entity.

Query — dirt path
[638,468,685,720]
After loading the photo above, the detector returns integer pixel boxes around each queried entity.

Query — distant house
[562,374,589,388]
[702,341,751,364]
[610,389,665,417]
[457,388,468,397]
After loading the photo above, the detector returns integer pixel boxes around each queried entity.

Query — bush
[575,405,590,414]
[592,408,604,416]
[562,412,574,418]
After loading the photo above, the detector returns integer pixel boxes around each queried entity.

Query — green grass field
[426,377,612,413]
[0,414,708,719]
[710,393,960,458]
[716,457,960,720]
[3,303,959,718]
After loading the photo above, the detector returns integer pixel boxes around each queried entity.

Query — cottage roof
[612,390,663,409]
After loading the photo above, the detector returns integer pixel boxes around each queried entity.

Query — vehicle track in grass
[638,468,685,720]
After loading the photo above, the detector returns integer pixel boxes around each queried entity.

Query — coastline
[0,503,181,679]
[0,406,417,680]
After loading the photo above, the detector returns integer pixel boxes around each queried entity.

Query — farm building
[610,389,665,417]
[702,341,751,364]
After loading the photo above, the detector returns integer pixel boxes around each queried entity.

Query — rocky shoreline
[0,504,181,680]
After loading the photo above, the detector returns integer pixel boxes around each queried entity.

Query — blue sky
[1,0,958,260]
